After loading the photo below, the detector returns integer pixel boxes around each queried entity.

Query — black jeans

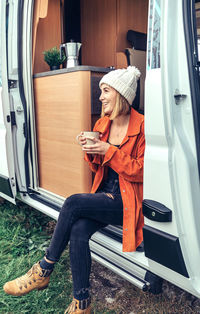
[46,192,123,299]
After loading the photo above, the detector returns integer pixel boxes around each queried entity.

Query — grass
[0,200,73,314]
[0,200,116,314]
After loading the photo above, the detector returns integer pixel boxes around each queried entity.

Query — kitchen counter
[33,65,111,78]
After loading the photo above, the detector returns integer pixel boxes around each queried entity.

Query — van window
[147,0,161,69]
[195,2,200,60]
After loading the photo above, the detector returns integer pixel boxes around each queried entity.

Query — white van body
[1,0,200,297]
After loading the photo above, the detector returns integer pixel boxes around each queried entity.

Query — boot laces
[16,264,41,288]
[65,300,77,313]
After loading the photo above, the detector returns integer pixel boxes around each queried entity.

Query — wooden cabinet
[34,71,91,197]
[80,0,117,68]
[33,68,106,198]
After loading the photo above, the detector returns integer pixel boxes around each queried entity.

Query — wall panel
[80,0,117,67]
[33,0,62,74]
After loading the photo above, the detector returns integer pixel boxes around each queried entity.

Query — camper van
[1,0,200,298]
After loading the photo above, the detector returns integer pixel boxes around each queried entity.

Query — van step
[90,232,163,295]
[91,243,163,294]
[90,238,148,289]
[91,250,149,291]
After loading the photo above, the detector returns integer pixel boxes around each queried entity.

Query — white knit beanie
[99,66,141,105]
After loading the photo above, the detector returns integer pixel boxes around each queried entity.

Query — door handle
[174,93,187,105]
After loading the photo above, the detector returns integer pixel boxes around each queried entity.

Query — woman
[3,66,145,314]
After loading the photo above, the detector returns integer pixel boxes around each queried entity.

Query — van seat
[126,30,147,113]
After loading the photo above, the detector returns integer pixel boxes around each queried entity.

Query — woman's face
[99,83,117,116]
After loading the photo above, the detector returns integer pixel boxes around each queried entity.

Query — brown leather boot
[3,262,52,296]
[64,297,91,314]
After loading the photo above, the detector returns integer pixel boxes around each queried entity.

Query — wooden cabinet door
[81,0,117,68]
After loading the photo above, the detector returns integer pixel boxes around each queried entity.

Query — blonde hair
[101,92,130,120]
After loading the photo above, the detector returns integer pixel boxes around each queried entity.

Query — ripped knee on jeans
[106,193,114,200]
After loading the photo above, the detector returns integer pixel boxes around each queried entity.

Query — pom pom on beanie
[99,66,141,105]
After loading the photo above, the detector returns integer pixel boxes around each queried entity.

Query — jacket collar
[127,108,144,136]
[95,108,143,138]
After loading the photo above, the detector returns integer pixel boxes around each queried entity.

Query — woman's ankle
[44,256,55,264]
[74,287,90,301]
[40,257,55,270]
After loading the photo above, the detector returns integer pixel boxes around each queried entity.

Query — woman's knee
[60,194,81,217]
[63,194,77,208]
[62,193,89,211]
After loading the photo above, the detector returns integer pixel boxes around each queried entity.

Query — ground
[46,219,200,313]
[89,261,200,313]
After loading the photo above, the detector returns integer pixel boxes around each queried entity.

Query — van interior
[196,1,200,58]
[31,0,148,199]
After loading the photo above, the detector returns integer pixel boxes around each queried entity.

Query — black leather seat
[125,30,147,114]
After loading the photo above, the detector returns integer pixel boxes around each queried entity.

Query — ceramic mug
[76,131,100,145]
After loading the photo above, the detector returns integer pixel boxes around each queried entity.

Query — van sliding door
[0,0,32,203]
[143,0,200,298]
[0,0,17,203]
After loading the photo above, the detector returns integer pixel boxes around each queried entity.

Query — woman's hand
[82,137,110,155]
[76,132,87,146]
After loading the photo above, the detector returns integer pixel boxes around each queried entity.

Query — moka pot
[60,40,82,68]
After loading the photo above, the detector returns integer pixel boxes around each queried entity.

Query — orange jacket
[84,108,145,252]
